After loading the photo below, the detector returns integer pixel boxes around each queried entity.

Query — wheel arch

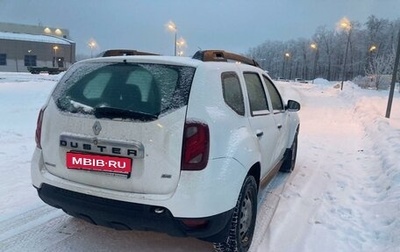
[247,162,261,192]
[287,123,300,148]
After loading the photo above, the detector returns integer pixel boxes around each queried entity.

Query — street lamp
[166,21,177,56]
[338,17,352,91]
[44,27,51,34]
[53,46,58,67]
[282,53,290,79]
[369,45,377,52]
[88,41,97,58]
[310,43,317,50]
[176,37,186,56]
[55,28,62,36]
[310,43,318,80]
[368,44,377,74]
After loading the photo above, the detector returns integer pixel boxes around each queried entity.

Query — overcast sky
[1,0,399,56]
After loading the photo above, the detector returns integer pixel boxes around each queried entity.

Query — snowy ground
[0,72,399,252]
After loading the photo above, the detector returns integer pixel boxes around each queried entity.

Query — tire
[213,176,258,252]
[280,131,298,173]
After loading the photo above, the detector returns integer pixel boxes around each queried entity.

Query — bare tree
[245,16,400,86]
[365,48,396,89]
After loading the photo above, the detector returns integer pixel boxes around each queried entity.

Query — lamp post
[339,17,352,91]
[285,53,292,80]
[385,27,400,118]
[176,37,186,56]
[88,41,96,58]
[53,46,58,67]
[368,44,377,75]
[166,21,177,56]
[310,43,318,80]
[282,52,290,80]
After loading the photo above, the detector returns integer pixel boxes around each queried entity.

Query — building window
[24,55,37,67]
[0,54,6,65]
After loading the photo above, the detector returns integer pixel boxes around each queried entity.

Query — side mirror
[286,100,300,111]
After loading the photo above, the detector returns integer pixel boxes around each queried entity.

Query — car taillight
[35,107,46,149]
[181,122,209,171]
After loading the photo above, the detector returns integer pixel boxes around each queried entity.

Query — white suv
[32,50,300,252]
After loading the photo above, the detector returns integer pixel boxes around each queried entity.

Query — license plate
[66,152,132,175]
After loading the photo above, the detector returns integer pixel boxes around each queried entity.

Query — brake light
[181,122,209,171]
[35,107,46,149]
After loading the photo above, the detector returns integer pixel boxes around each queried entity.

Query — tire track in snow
[250,172,290,251]
[0,205,64,251]
[248,82,305,251]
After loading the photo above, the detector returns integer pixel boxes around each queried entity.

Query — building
[0,22,76,72]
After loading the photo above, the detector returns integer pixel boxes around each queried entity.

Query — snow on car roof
[80,55,205,68]
[0,31,72,45]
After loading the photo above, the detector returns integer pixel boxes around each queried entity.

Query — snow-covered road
[0,73,399,251]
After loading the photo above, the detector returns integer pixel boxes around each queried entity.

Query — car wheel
[280,131,298,173]
[213,176,258,252]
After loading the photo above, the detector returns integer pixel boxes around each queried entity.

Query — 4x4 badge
[92,121,102,135]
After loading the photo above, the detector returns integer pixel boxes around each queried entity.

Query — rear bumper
[36,183,233,242]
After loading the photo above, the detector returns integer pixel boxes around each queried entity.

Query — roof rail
[99,49,159,57]
[192,50,260,67]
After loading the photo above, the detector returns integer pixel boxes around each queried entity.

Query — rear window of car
[53,61,196,121]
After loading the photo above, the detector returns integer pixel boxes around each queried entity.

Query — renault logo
[92,121,102,135]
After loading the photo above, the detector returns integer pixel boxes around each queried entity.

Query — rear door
[42,60,196,195]
[243,72,280,176]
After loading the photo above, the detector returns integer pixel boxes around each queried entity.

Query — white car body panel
[39,99,186,195]
[31,53,300,225]
[32,148,247,217]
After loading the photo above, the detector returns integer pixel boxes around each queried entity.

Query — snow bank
[312,78,331,85]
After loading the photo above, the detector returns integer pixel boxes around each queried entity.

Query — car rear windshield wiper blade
[94,106,158,121]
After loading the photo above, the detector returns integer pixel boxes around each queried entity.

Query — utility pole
[385,27,400,118]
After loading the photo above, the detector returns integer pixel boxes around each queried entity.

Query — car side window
[222,72,245,116]
[263,76,284,112]
[243,72,269,116]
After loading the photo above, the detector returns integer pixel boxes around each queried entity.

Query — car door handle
[256,130,264,137]
[277,124,282,129]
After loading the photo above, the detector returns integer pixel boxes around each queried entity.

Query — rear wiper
[57,97,93,114]
[94,106,158,121]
